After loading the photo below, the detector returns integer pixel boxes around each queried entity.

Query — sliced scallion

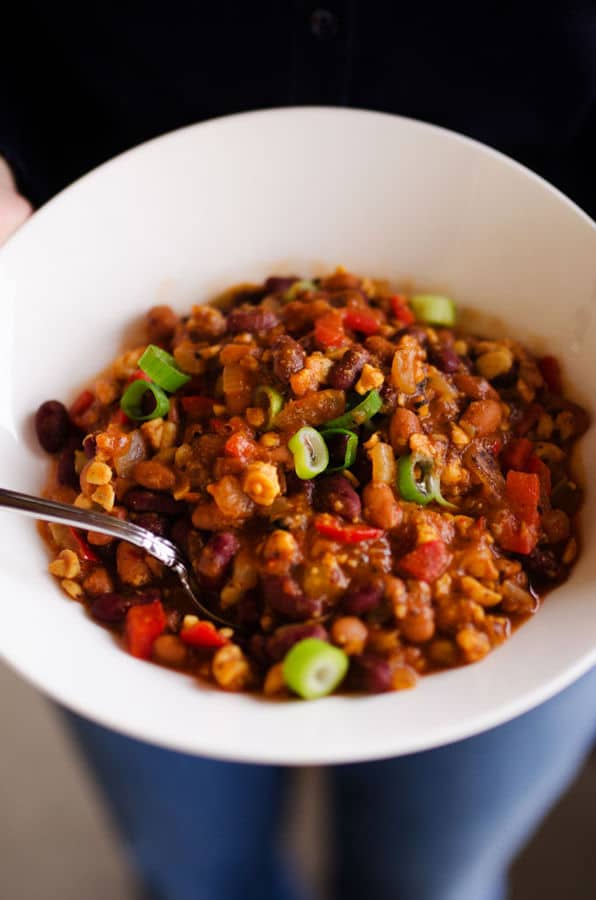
[320,428,358,473]
[288,426,329,479]
[138,344,190,392]
[255,385,284,429]
[410,294,456,327]
[120,379,170,422]
[283,279,318,302]
[283,638,349,700]
[397,453,455,508]
[326,389,383,430]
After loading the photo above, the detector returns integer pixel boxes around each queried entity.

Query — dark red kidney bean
[197,532,239,583]
[324,432,351,471]
[264,276,298,294]
[170,517,193,554]
[90,592,132,623]
[524,548,565,585]
[83,434,97,459]
[351,654,393,693]
[249,633,269,666]
[342,583,384,615]
[133,588,162,605]
[236,590,261,626]
[266,623,329,661]
[314,474,361,520]
[428,344,460,374]
[130,512,169,537]
[285,472,314,500]
[261,574,322,620]
[122,490,186,516]
[351,445,373,485]
[226,307,280,334]
[327,347,369,390]
[57,435,82,489]
[35,401,71,453]
[272,335,306,381]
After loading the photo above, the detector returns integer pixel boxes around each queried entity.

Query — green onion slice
[325,389,383,430]
[410,294,456,327]
[288,426,329,479]
[255,385,284,429]
[283,279,318,302]
[397,453,455,508]
[120,379,170,422]
[320,428,358,473]
[138,344,190,392]
[283,638,349,700]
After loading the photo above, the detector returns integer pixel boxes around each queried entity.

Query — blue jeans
[64,666,596,900]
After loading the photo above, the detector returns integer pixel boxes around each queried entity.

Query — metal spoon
[0,487,236,629]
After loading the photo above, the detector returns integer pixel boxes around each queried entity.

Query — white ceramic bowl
[1,108,595,764]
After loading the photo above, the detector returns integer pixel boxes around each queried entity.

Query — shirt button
[310,8,338,40]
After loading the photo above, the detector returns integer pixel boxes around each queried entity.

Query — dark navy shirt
[2,2,596,216]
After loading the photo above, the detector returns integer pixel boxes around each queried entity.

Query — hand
[0,157,32,245]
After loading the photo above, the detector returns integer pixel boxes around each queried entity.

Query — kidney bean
[351,653,393,693]
[525,548,565,585]
[35,400,71,453]
[197,532,240,583]
[428,344,460,374]
[122,490,186,516]
[314,474,361,520]
[236,590,261,626]
[272,334,306,381]
[351,445,373,485]
[261,574,323,619]
[399,325,429,347]
[57,435,82,489]
[90,592,133,623]
[266,622,329,661]
[342,582,384,615]
[170,517,193,555]
[264,276,298,294]
[130,512,169,537]
[226,307,280,334]
[327,347,369,390]
[249,633,269,666]
[83,434,97,459]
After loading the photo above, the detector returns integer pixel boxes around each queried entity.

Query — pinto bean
[35,400,71,453]
[330,617,368,655]
[460,399,502,436]
[364,335,396,366]
[133,460,176,491]
[261,574,323,619]
[116,542,152,587]
[266,622,329,661]
[314,474,361,520]
[362,482,402,530]
[226,307,279,334]
[272,335,306,381]
[400,606,435,643]
[454,374,499,400]
[327,347,369,390]
[342,582,384,615]
[197,532,240,583]
[389,408,421,453]
[146,305,178,345]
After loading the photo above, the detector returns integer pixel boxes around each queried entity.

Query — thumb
[0,157,33,246]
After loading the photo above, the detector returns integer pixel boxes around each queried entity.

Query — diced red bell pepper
[69,390,95,418]
[314,311,349,349]
[528,454,552,499]
[69,527,100,562]
[179,620,228,649]
[500,437,534,472]
[181,395,214,418]
[390,294,416,326]
[538,355,562,394]
[398,540,450,582]
[127,369,153,385]
[224,431,260,462]
[506,470,540,525]
[314,514,384,543]
[344,308,381,335]
[496,514,538,555]
[125,600,167,660]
